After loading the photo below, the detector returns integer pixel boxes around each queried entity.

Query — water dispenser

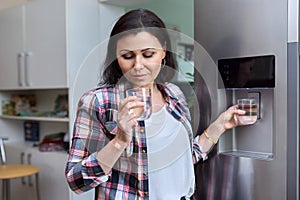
[217,55,275,160]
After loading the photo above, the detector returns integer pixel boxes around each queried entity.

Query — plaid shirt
[65,82,204,200]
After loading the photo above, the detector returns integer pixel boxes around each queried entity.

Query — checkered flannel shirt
[65,82,204,199]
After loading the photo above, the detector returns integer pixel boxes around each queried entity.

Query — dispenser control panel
[218,55,275,89]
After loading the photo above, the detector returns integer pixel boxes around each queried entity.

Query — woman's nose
[133,55,144,70]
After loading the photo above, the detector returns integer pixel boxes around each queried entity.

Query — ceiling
[99,0,152,7]
[0,0,152,11]
[0,0,27,11]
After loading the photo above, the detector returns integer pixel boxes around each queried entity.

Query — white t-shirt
[145,106,195,200]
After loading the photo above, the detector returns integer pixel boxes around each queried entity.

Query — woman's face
[116,31,166,88]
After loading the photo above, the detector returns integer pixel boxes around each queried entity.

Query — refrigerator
[193,0,299,199]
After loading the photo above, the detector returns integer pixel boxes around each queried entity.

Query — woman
[65,9,245,200]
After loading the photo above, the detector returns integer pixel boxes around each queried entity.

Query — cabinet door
[4,145,69,200]
[0,6,24,89]
[24,0,67,88]
[27,149,70,200]
[4,145,35,200]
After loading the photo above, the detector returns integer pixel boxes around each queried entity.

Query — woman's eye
[143,51,155,58]
[121,53,134,59]
[120,51,156,59]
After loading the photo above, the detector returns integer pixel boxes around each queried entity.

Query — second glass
[126,88,152,121]
[237,98,258,125]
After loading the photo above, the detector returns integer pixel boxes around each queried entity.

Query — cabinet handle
[27,153,32,164]
[0,139,6,164]
[28,174,33,186]
[24,52,32,86]
[17,52,25,86]
[20,152,26,185]
[20,152,25,164]
[27,153,33,186]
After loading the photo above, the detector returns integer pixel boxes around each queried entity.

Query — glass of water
[126,88,152,121]
[237,98,258,125]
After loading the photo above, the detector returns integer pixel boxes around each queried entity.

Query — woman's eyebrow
[119,49,132,54]
[141,48,157,52]
[119,47,159,54]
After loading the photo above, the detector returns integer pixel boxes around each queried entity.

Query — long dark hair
[100,9,177,85]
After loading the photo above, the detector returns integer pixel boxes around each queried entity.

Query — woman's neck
[152,84,165,112]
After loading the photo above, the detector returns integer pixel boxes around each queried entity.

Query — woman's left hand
[214,105,246,131]
[198,105,246,152]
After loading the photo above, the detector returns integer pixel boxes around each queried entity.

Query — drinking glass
[237,98,258,125]
[126,88,152,121]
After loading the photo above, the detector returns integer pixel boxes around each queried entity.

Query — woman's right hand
[115,96,144,145]
[97,96,143,172]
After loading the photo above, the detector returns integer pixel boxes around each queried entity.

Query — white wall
[126,0,194,39]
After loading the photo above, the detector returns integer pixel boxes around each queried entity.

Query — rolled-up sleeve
[192,135,208,163]
[65,90,111,194]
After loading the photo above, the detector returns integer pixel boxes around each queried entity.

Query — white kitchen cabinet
[0,6,23,89]
[0,89,70,200]
[27,148,69,200]
[0,0,125,200]
[3,144,69,200]
[0,0,67,90]
[24,0,67,88]
[1,145,33,200]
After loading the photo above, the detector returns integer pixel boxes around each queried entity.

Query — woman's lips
[133,74,147,79]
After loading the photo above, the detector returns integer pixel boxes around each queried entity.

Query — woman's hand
[202,105,246,147]
[198,105,246,153]
[215,105,246,131]
[115,96,144,145]
[97,97,144,172]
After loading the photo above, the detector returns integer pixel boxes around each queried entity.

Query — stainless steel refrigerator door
[194,0,298,199]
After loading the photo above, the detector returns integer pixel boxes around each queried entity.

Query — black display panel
[218,55,275,89]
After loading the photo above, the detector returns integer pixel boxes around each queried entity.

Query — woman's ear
[162,42,167,59]
[162,50,166,60]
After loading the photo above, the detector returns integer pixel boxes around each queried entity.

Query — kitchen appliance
[193,0,299,199]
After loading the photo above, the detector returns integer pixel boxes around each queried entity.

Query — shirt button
[138,190,143,197]
[142,149,146,154]
[140,128,144,133]
[99,175,109,182]
[137,191,148,197]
